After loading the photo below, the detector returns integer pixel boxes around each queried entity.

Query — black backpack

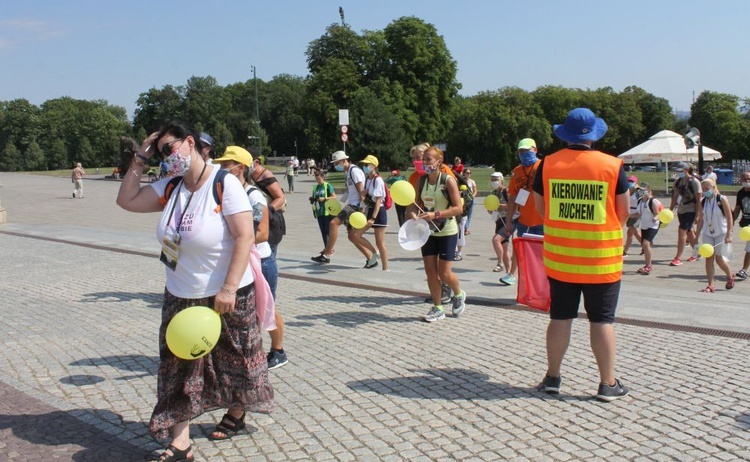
[253,176,286,246]
[418,172,474,217]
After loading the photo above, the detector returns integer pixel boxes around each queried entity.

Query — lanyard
[164,163,207,238]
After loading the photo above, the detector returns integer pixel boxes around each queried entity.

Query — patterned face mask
[163,141,191,176]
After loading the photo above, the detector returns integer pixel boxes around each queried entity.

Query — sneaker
[453,253,463,261]
[451,290,466,317]
[267,349,288,370]
[441,283,452,303]
[596,378,629,402]
[537,375,561,395]
[424,284,452,304]
[669,258,683,266]
[636,265,652,275]
[311,254,330,264]
[736,269,748,280]
[499,274,517,286]
[72,192,76,198]
[364,256,378,269]
[622,251,629,257]
[690,246,700,260]
[687,256,700,262]
[493,264,503,273]
[423,306,445,322]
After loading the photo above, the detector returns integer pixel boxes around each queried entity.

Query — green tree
[263,74,307,157]
[382,17,460,143]
[0,143,21,171]
[47,138,68,170]
[623,86,674,137]
[183,76,230,137]
[24,140,45,171]
[132,85,186,134]
[348,87,411,169]
[689,91,750,161]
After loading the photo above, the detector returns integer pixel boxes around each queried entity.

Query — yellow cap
[517,138,537,150]
[359,154,379,167]
[214,146,253,167]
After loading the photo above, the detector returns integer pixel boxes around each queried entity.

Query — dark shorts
[336,204,361,230]
[364,205,388,227]
[420,233,458,261]
[548,278,621,323]
[494,218,510,244]
[626,217,640,228]
[677,212,696,231]
[641,227,659,244]
[516,223,544,237]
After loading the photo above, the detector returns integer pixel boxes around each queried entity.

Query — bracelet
[135,151,150,164]
[221,285,237,295]
[434,210,441,219]
[132,153,146,167]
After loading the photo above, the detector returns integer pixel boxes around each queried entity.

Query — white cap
[491,172,504,179]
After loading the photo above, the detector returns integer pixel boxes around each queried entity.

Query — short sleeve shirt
[345,165,366,206]
[736,188,750,227]
[509,160,543,227]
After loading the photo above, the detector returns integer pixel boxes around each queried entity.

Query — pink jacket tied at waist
[249,245,276,331]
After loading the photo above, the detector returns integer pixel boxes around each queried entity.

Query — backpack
[159,169,229,214]
[701,194,727,218]
[676,176,699,204]
[418,172,474,217]
[253,176,286,246]
[366,174,393,210]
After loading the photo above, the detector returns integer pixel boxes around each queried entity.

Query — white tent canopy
[618,130,722,164]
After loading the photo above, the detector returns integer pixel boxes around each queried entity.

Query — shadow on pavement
[0,407,149,461]
[81,291,163,309]
[295,310,415,328]
[70,354,159,379]
[347,367,589,401]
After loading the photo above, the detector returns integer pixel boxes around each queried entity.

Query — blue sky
[2,0,748,119]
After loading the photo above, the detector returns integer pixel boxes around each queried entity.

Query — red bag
[514,236,550,312]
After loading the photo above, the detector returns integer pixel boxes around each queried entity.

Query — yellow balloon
[658,209,674,224]
[460,184,468,191]
[349,211,367,229]
[390,180,416,206]
[740,226,750,242]
[484,195,500,211]
[326,198,343,216]
[698,243,715,258]
[166,306,221,360]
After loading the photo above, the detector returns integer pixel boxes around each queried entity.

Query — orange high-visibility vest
[542,148,624,284]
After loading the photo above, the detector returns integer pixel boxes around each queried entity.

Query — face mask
[678,172,686,179]
[628,182,636,189]
[334,164,344,172]
[222,165,240,174]
[363,166,372,175]
[742,182,750,188]
[163,145,191,176]
[413,159,425,175]
[490,181,502,190]
[518,150,538,167]
[703,190,714,199]
[424,163,438,175]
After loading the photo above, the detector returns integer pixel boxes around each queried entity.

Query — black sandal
[209,411,246,441]
[149,444,194,462]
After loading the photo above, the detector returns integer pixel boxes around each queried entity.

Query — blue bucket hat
[553,108,608,143]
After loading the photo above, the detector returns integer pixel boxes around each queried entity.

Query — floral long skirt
[149,283,274,440]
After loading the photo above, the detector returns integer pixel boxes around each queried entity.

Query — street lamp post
[252,65,262,158]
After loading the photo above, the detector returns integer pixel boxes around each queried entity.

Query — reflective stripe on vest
[542,149,624,284]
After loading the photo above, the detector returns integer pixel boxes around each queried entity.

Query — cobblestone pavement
[0,232,749,461]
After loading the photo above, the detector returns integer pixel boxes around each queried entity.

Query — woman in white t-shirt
[697,178,734,293]
[116,121,273,461]
[356,155,389,271]
[635,184,661,275]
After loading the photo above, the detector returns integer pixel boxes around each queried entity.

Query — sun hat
[359,154,379,167]
[331,150,349,162]
[517,138,537,150]
[214,146,253,167]
[553,108,608,143]
[627,175,638,183]
[491,172,504,179]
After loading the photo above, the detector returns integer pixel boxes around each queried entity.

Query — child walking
[697,178,734,292]
[636,184,661,275]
